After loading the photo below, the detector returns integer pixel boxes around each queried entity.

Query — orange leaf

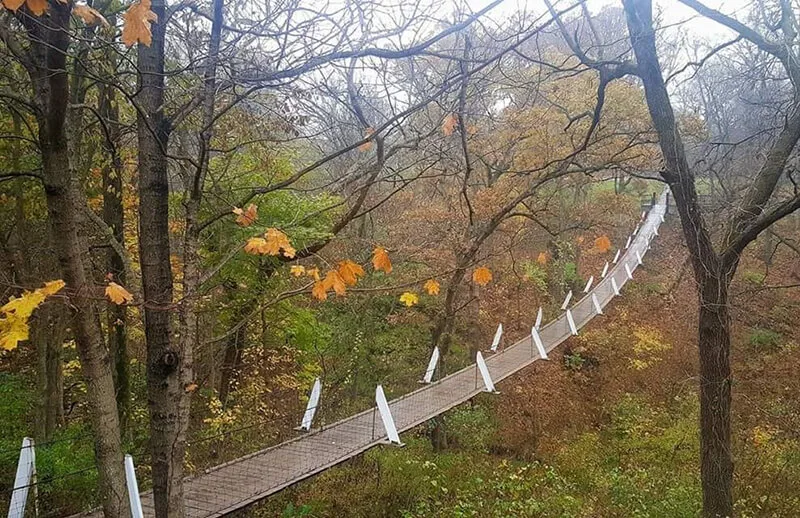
[423,279,440,296]
[105,282,133,305]
[244,237,267,255]
[1,0,26,11]
[233,204,258,227]
[73,4,110,26]
[322,270,346,296]
[122,0,158,47]
[264,228,296,258]
[311,280,328,301]
[358,127,375,152]
[25,0,47,15]
[337,260,364,286]
[594,235,612,253]
[472,266,492,286]
[442,113,458,136]
[536,252,548,265]
[306,267,320,281]
[372,247,392,273]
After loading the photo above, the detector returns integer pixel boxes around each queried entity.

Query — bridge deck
[93,195,666,518]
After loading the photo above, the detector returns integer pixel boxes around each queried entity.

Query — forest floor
[253,217,800,518]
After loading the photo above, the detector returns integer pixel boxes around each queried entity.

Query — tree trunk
[100,81,130,433]
[697,276,733,517]
[22,3,128,516]
[135,0,187,511]
[33,301,67,440]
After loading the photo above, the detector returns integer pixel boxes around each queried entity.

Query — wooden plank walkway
[84,194,666,518]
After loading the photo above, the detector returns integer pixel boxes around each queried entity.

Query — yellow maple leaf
[0,320,29,351]
[536,252,548,265]
[399,292,419,307]
[472,266,492,286]
[423,279,440,296]
[337,260,365,286]
[306,267,321,281]
[372,247,392,274]
[442,113,458,136]
[0,280,65,351]
[40,280,66,297]
[358,127,375,152]
[311,280,328,301]
[322,270,346,296]
[290,265,306,277]
[73,4,110,26]
[232,204,258,227]
[105,282,134,305]
[594,235,612,253]
[122,0,158,47]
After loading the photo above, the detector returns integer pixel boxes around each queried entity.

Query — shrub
[747,327,782,352]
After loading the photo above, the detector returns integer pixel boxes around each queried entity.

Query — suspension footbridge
[10,193,667,518]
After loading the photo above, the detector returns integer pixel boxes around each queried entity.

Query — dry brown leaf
[536,252,548,265]
[25,0,47,15]
[2,0,26,11]
[233,203,258,227]
[442,113,458,136]
[105,282,134,305]
[122,0,158,47]
[73,4,110,26]
[358,127,375,152]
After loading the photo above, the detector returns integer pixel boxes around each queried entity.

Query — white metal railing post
[7,437,36,518]
[475,352,497,393]
[124,455,144,518]
[299,378,322,431]
[560,290,573,310]
[422,347,440,384]
[375,385,402,445]
[490,323,503,352]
